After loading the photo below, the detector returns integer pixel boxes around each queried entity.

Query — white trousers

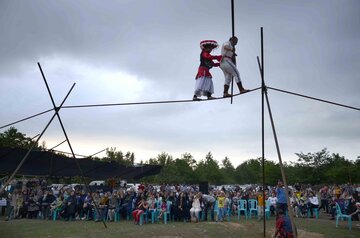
[220,59,242,85]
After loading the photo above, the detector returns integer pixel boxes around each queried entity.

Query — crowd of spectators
[1,178,359,229]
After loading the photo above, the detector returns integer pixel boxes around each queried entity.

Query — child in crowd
[217,191,226,222]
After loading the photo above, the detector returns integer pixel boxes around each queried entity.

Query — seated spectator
[347,191,360,221]
[81,192,93,220]
[297,196,307,218]
[107,192,118,222]
[268,192,277,215]
[96,192,109,222]
[157,199,167,220]
[289,192,298,217]
[40,190,56,220]
[190,193,202,222]
[63,190,77,221]
[20,190,29,218]
[50,195,64,219]
[348,202,360,221]
[27,194,39,219]
[132,196,148,225]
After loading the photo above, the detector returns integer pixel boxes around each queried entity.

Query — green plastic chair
[335,202,352,230]
[237,199,248,220]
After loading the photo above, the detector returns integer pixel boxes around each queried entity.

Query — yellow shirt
[218,196,225,208]
[257,194,264,206]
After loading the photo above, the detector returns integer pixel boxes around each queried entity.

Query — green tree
[263,159,281,185]
[294,148,331,184]
[235,158,261,184]
[323,153,353,184]
[0,127,39,149]
[103,147,135,166]
[220,157,236,184]
[194,152,222,184]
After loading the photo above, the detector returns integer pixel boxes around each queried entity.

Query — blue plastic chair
[226,200,232,221]
[264,200,271,220]
[248,199,258,219]
[307,207,319,219]
[335,203,352,230]
[163,201,172,224]
[237,199,248,220]
[139,210,148,225]
[213,200,219,220]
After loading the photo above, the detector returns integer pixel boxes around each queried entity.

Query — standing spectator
[174,192,185,221]
[276,180,288,214]
[334,185,342,199]
[257,188,264,220]
[319,186,330,213]
[202,193,215,221]
[307,191,319,218]
[5,190,16,220]
[217,191,226,222]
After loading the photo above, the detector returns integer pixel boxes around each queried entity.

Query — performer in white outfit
[220,36,249,97]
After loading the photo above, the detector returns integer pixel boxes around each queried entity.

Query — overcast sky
[0,0,359,167]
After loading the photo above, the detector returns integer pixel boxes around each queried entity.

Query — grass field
[0,213,359,238]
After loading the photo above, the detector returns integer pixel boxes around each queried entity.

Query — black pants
[204,202,214,221]
[320,199,329,213]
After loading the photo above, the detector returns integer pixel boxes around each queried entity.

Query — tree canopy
[1,127,359,185]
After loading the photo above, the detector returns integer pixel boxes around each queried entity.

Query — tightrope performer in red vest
[193,40,222,101]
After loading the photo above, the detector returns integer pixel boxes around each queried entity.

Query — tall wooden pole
[230,0,235,104]
[260,27,266,238]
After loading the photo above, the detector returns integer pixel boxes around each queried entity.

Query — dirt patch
[266,228,324,238]
[216,221,248,230]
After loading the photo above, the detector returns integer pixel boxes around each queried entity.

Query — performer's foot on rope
[193,95,201,101]
[240,89,250,94]
[223,92,232,98]
[207,96,217,100]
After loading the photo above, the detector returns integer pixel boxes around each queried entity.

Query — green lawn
[0,214,359,238]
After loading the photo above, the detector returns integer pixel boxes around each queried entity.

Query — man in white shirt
[308,191,319,218]
[220,36,249,97]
